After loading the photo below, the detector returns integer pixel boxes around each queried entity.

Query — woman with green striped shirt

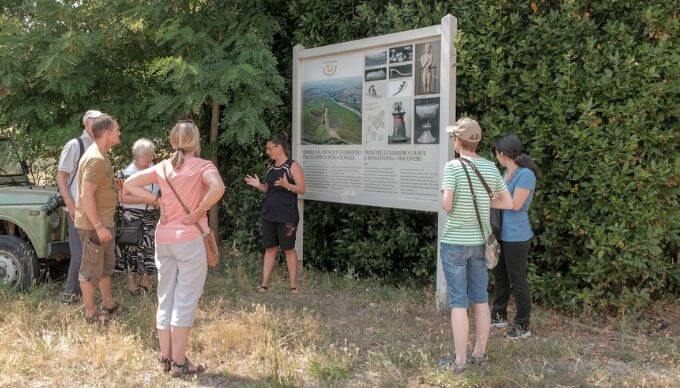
[437,118,513,373]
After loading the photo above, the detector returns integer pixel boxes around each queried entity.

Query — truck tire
[0,235,39,291]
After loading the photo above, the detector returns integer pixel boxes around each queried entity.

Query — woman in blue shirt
[491,134,540,339]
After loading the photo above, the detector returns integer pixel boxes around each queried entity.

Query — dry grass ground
[0,252,678,387]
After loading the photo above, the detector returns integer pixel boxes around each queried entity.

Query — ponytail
[514,153,541,178]
[494,133,540,178]
[169,121,200,169]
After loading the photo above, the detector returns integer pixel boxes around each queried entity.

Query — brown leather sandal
[159,356,172,372]
[85,311,109,326]
[170,357,206,377]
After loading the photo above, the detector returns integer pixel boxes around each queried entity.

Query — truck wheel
[0,235,39,291]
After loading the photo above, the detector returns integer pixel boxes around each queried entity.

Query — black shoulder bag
[459,159,501,269]
[116,182,154,246]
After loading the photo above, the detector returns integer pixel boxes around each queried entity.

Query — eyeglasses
[176,119,194,124]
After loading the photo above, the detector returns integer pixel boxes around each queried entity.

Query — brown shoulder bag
[162,162,219,268]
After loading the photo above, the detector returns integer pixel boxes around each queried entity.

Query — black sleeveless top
[261,159,299,223]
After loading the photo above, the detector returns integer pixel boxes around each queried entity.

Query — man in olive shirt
[74,114,121,322]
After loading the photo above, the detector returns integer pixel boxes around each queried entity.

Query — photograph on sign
[389,45,413,63]
[414,97,440,144]
[302,54,363,145]
[365,67,386,81]
[389,64,413,79]
[388,98,413,144]
[415,40,441,96]
[365,51,387,67]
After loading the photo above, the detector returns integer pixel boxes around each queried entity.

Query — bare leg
[140,273,152,289]
[283,249,298,292]
[98,276,115,309]
[127,272,138,292]
[451,307,469,365]
[158,329,172,360]
[170,326,201,372]
[261,247,278,287]
[80,280,97,316]
[472,303,490,357]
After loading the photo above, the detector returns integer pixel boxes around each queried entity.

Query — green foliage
[282,0,680,311]
[0,0,284,167]
[1,0,677,313]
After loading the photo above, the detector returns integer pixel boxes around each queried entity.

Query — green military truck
[0,137,70,291]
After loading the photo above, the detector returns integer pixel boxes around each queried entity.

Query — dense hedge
[219,0,679,312]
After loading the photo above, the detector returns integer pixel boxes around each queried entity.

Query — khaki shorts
[78,228,115,284]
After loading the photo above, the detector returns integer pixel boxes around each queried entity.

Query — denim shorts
[440,243,488,308]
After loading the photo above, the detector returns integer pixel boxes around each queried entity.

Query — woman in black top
[245,132,306,293]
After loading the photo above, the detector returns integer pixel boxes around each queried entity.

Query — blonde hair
[169,120,200,168]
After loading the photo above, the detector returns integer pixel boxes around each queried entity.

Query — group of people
[57,110,304,376]
[56,110,536,376]
[438,117,539,373]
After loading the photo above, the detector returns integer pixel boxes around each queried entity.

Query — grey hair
[132,138,155,158]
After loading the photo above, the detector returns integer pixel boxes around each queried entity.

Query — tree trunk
[209,100,220,236]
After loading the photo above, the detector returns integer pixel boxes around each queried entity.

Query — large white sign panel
[292,15,457,312]
[292,16,456,213]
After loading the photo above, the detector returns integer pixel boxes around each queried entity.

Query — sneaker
[505,325,531,339]
[61,293,81,305]
[468,352,487,365]
[491,314,508,328]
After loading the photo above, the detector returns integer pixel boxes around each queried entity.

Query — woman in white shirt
[115,138,160,294]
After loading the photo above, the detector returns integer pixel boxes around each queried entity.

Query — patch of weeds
[648,338,680,362]
[261,375,297,387]
[309,360,350,383]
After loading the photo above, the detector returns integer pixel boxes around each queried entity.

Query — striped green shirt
[441,156,507,245]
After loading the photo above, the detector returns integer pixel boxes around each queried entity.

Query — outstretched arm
[124,167,159,204]
[245,174,268,193]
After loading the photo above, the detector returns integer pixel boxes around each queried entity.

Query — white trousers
[155,236,207,329]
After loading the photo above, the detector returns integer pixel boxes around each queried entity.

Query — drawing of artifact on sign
[364,109,387,145]
[365,81,386,99]
[388,79,412,98]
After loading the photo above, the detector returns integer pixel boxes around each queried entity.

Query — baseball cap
[82,110,103,126]
[446,117,482,143]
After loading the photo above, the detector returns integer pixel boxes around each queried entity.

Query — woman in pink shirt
[124,120,225,377]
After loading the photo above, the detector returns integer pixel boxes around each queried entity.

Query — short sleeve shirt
[500,168,536,242]
[149,158,219,244]
[57,131,94,204]
[73,144,118,230]
[440,156,508,245]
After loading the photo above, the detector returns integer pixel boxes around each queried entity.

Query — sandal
[290,287,299,294]
[159,356,172,373]
[85,311,109,326]
[138,285,150,294]
[170,357,205,377]
[102,302,121,315]
[256,285,268,293]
